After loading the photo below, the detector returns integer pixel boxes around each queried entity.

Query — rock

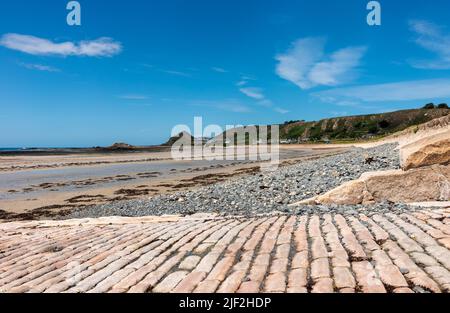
[297,165,450,205]
[398,116,450,170]
[107,142,136,150]
[401,134,450,170]
[364,156,376,164]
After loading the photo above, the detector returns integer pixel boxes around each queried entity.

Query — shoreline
[0,145,171,156]
[0,146,349,220]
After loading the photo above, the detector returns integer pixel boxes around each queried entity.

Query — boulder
[292,165,450,206]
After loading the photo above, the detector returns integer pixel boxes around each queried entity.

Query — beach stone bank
[66,143,401,219]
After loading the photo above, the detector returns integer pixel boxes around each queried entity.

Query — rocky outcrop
[293,114,450,206]
[400,130,450,170]
[107,142,136,150]
[295,165,449,205]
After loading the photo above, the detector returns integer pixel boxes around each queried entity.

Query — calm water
[0,159,253,200]
[0,147,337,201]
[0,148,24,152]
[0,147,60,152]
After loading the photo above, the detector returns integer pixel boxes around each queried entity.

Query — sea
[0,148,26,152]
[0,148,56,152]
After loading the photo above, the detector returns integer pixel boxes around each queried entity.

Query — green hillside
[280,106,450,143]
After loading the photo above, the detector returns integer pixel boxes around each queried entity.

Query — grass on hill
[279,106,450,143]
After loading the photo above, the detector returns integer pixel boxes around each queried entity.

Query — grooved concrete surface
[1,208,450,293]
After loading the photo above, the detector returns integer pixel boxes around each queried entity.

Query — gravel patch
[65,143,410,219]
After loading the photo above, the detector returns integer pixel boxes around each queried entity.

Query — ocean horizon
[0,147,84,152]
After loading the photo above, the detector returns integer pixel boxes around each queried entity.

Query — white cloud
[0,33,122,57]
[275,37,367,89]
[313,79,450,103]
[162,70,191,77]
[239,87,265,100]
[212,67,228,73]
[308,47,367,86]
[19,62,60,72]
[118,94,149,100]
[409,20,450,69]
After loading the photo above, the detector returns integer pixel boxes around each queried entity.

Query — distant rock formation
[107,143,136,150]
[162,132,194,146]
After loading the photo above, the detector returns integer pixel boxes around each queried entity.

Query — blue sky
[1,0,450,147]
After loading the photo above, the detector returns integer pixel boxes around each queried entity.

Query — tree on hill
[378,120,390,129]
[437,103,449,109]
[423,103,435,109]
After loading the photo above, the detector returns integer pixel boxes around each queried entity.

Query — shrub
[287,125,306,139]
[309,125,322,141]
[353,121,363,128]
[368,125,379,134]
[378,120,390,129]
[437,103,449,109]
[423,103,435,109]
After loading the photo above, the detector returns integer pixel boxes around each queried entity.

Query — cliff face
[280,108,450,142]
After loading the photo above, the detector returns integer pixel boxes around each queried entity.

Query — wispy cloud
[141,63,154,69]
[275,37,367,89]
[239,87,265,100]
[236,75,256,87]
[409,20,450,69]
[274,107,290,114]
[239,85,289,114]
[19,62,60,72]
[189,99,251,113]
[211,67,228,73]
[0,33,122,57]
[258,99,273,107]
[216,103,251,113]
[313,79,450,104]
[161,70,191,77]
[118,94,149,100]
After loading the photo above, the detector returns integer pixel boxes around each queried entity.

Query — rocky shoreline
[65,143,407,219]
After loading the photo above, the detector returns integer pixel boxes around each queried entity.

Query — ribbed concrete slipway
[1,208,450,293]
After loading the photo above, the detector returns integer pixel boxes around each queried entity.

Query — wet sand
[0,145,348,220]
